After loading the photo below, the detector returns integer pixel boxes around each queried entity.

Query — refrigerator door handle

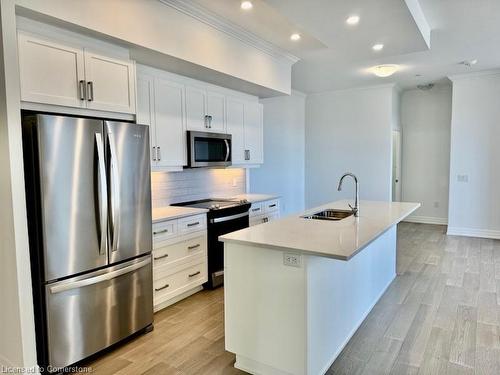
[95,133,108,256]
[107,130,121,252]
[49,257,151,294]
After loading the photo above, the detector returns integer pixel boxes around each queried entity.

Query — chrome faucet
[337,173,359,217]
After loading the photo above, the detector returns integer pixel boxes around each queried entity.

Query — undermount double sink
[302,209,354,221]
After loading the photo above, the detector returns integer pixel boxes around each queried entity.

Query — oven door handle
[211,211,249,224]
[224,139,230,162]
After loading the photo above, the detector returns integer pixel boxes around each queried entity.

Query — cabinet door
[136,74,156,165]
[154,78,186,167]
[185,85,207,131]
[18,33,85,108]
[244,102,264,164]
[226,98,245,164]
[206,91,226,133]
[84,51,136,114]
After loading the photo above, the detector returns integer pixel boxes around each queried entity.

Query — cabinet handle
[153,228,168,235]
[87,81,94,101]
[154,254,169,260]
[155,283,170,292]
[157,146,161,161]
[152,146,157,161]
[188,244,201,250]
[269,204,277,208]
[187,221,200,227]
[263,217,269,223]
[188,271,201,278]
[245,150,250,161]
[79,80,86,100]
[251,208,261,212]
[204,115,209,128]
[208,115,212,128]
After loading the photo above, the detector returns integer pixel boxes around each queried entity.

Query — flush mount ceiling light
[372,43,384,51]
[346,15,360,25]
[371,64,399,77]
[290,33,301,41]
[241,1,253,10]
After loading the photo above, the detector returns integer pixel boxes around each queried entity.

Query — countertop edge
[221,202,420,260]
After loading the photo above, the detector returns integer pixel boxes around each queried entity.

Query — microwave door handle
[107,131,121,252]
[95,133,108,256]
[224,139,230,162]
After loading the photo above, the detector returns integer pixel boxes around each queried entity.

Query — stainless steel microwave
[187,131,232,168]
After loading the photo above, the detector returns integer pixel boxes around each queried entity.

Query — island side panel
[224,243,308,375]
[306,226,397,374]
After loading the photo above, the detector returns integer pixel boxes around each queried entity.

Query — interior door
[105,121,152,265]
[18,32,86,108]
[226,98,245,164]
[84,51,136,114]
[154,78,186,167]
[244,102,264,164]
[34,114,107,281]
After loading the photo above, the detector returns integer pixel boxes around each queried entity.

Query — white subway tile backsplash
[151,168,246,208]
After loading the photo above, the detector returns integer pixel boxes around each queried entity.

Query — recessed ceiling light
[290,33,301,41]
[241,1,253,10]
[371,64,399,77]
[372,44,384,51]
[346,15,360,25]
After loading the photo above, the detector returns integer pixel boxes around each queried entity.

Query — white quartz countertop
[220,200,420,260]
[152,206,208,223]
[232,193,280,203]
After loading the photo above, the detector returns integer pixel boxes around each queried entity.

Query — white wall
[401,84,452,224]
[250,91,306,215]
[305,85,395,208]
[448,71,500,238]
[15,0,292,95]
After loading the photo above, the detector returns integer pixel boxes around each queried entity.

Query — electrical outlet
[457,174,469,183]
[283,253,301,267]
[434,201,439,208]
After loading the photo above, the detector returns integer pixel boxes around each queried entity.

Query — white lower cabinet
[249,198,281,226]
[152,214,208,311]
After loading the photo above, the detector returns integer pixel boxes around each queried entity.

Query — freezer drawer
[45,255,153,369]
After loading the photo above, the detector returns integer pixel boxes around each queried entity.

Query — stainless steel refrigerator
[22,113,153,370]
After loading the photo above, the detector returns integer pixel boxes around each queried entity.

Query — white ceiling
[190,0,500,94]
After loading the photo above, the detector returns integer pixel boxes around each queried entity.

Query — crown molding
[448,68,500,82]
[159,0,300,65]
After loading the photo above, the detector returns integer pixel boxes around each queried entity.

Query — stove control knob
[215,204,220,209]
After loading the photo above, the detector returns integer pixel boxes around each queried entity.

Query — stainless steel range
[172,198,251,289]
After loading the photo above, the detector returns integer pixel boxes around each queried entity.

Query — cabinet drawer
[264,199,280,213]
[152,220,178,242]
[153,259,207,305]
[178,214,206,234]
[249,211,280,227]
[153,234,207,274]
[249,202,263,217]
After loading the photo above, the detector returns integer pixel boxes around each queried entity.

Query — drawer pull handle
[188,271,201,278]
[155,283,169,292]
[269,204,277,208]
[187,222,200,227]
[188,244,201,250]
[252,208,260,212]
[154,254,169,260]
[153,229,169,235]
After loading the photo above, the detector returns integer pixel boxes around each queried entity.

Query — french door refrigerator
[22,113,153,371]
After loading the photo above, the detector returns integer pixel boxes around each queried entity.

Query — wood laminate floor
[81,223,500,374]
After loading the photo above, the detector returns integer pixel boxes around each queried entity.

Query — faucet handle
[348,203,358,215]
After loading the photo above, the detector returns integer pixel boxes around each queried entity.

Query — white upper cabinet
[244,102,264,164]
[18,32,136,114]
[18,33,85,108]
[185,85,226,133]
[136,74,156,163]
[154,78,186,168]
[84,51,136,114]
[226,98,246,164]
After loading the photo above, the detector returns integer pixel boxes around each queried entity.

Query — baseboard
[317,273,397,375]
[447,227,500,240]
[0,354,14,368]
[403,215,448,225]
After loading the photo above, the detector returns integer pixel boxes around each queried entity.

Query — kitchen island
[220,200,420,375]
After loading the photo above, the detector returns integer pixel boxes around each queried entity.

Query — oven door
[188,131,231,167]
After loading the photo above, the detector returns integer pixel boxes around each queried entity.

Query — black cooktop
[171,198,249,210]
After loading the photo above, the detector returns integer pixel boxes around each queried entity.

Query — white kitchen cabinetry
[152,214,208,311]
[136,72,186,170]
[185,85,226,133]
[226,98,264,165]
[18,32,136,114]
[249,198,280,226]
